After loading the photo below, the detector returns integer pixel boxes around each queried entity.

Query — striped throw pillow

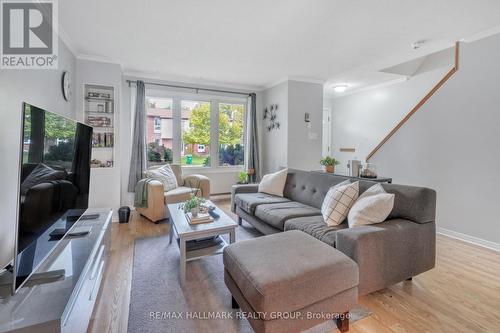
[145,164,178,192]
[321,181,359,226]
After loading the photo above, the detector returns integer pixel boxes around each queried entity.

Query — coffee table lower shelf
[175,236,229,262]
[167,201,238,286]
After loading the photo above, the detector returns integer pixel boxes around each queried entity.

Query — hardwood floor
[88,200,500,333]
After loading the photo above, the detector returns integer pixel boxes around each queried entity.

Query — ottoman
[223,230,359,333]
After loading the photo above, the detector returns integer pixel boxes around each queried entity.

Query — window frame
[145,89,247,172]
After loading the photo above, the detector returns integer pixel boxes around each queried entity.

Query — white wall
[260,81,288,174]
[325,68,449,174]
[0,40,76,268]
[260,80,324,174]
[287,80,323,170]
[371,35,500,247]
[75,59,122,215]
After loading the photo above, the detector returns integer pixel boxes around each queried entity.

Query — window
[153,117,161,133]
[219,103,245,166]
[181,100,211,167]
[197,144,206,153]
[146,97,173,166]
[145,94,246,169]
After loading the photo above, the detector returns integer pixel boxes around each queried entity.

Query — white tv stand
[0,208,112,333]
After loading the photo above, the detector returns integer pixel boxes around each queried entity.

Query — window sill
[181,166,244,174]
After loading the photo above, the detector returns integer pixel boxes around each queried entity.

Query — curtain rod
[126,79,252,97]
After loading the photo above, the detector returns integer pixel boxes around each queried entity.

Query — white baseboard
[210,193,231,200]
[437,227,500,252]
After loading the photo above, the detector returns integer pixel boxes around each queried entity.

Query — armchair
[136,164,210,223]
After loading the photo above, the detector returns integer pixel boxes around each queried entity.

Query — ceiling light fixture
[333,85,348,93]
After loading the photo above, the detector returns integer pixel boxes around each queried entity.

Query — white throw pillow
[357,183,385,200]
[145,164,178,192]
[258,168,288,197]
[321,181,359,226]
[348,183,395,227]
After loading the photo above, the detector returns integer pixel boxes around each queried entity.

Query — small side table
[312,170,392,183]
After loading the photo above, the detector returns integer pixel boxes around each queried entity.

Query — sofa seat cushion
[254,202,321,231]
[223,230,359,314]
[164,186,195,204]
[284,216,347,247]
[234,193,290,215]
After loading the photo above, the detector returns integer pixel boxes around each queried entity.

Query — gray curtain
[247,93,260,182]
[128,80,147,192]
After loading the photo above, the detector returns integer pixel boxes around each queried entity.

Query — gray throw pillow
[21,163,67,195]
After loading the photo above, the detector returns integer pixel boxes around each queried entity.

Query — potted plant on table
[180,194,206,217]
[319,156,340,173]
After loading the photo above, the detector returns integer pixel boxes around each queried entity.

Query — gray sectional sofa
[231,169,436,295]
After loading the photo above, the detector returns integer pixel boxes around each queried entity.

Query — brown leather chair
[136,165,210,223]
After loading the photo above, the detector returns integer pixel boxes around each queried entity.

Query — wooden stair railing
[366,41,460,162]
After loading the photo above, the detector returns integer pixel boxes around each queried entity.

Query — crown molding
[287,76,325,85]
[262,76,289,90]
[463,25,500,43]
[76,54,124,67]
[53,5,77,57]
[263,76,325,90]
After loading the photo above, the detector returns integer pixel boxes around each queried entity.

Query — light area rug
[128,223,370,333]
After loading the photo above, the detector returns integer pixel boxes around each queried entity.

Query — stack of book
[185,212,214,224]
[88,116,112,127]
[92,132,114,147]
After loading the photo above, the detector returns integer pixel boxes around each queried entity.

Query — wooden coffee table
[167,200,237,285]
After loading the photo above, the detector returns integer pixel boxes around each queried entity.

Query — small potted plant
[237,171,249,184]
[179,194,206,217]
[319,156,340,173]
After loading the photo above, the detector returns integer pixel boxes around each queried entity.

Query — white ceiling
[60,0,500,92]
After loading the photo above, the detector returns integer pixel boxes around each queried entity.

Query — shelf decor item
[360,163,378,179]
[319,156,340,173]
[87,116,112,127]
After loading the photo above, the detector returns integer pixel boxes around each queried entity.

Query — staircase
[366,42,460,162]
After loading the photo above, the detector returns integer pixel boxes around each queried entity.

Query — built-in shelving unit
[84,84,115,168]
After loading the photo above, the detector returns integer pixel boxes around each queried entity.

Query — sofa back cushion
[169,164,184,186]
[379,183,436,224]
[350,179,436,224]
[283,169,436,224]
[20,163,67,195]
[283,169,349,209]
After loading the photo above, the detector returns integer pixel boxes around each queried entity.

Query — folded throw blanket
[134,178,155,208]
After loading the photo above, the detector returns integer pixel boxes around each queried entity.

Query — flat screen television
[12,103,93,291]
